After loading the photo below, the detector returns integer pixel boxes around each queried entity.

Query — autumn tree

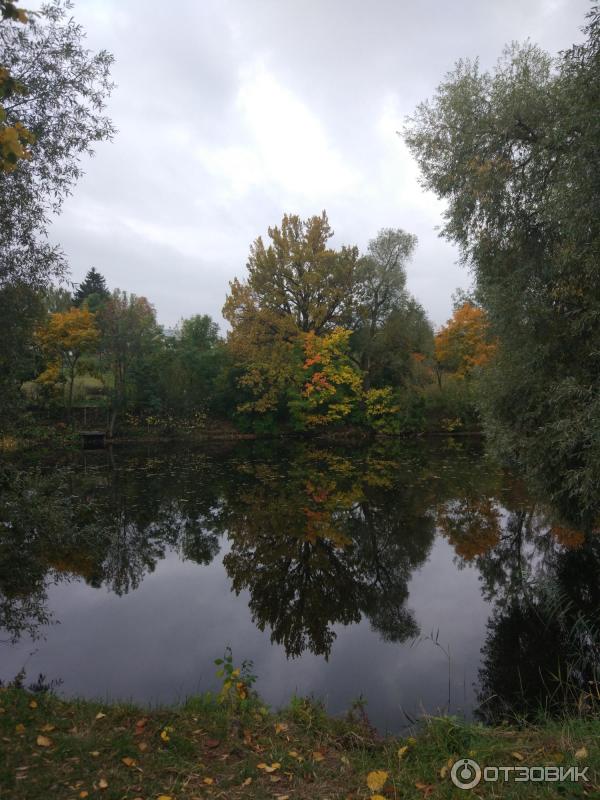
[293,328,363,428]
[35,306,100,420]
[434,302,496,386]
[405,6,600,517]
[0,1,34,173]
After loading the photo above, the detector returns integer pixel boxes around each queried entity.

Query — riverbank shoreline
[2,685,598,799]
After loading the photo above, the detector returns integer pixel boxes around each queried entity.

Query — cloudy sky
[48,0,589,330]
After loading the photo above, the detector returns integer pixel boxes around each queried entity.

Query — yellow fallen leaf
[203,777,214,784]
[40,724,55,732]
[512,752,524,761]
[89,751,100,757]
[29,700,38,709]
[367,770,388,791]
[98,778,108,790]
[138,742,148,752]
[36,735,52,747]
[407,736,417,745]
[340,755,350,765]
[275,795,289,800]
[257,762,281,772]
[370,796,386,800]
[312,751,325,762]
[79,792,88,799]
[270,774,281,782]
[242,777,252,786]
[121,756,136,767]
[440,764,448,779]
[575,747,588,759]
[160,727,172,742]
[15,723,25,734]
[95,712,106,720]
[398,745,409,759]
[157,796,172,800]
[275,722,288,734]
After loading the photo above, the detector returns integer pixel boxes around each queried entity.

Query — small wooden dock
[81,430,106,449]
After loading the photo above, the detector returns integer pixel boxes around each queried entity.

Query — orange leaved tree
[35,306,99,421]
[434,302,496,387]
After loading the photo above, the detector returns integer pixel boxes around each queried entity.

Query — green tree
[0,0,114,290]
[73,267,110,310]
[353,227,417,384]
[405,7,600,519]
[97,290,161,435]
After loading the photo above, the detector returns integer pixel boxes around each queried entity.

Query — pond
[1,437,598,732]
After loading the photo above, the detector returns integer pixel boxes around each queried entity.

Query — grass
[1,685,599,799]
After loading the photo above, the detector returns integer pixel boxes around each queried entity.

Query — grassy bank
[1,685,598,799]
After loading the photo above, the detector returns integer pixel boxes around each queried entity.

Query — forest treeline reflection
[2,438,599,721]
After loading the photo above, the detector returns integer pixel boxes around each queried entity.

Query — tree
[353,227,417,383]
[405,8,600,518]
[35,306,100,421]
[434,302,496,385]
[0,0,114,290]
[97,290,161,435]
[0,1,34,173]
[224,212,359,336]
[73,267,110,309]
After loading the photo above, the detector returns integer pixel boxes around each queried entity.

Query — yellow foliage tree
[35,306,100,420]
[434,302,496,384]
[300,328,362,427]
[0,1,35,172]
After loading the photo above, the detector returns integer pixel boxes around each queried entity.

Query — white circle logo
[451,758,482,790]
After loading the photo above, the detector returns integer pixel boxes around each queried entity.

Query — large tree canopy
[0,0,115,289]
[405,8,600,520]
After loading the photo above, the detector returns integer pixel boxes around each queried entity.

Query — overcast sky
[48,0,590,330]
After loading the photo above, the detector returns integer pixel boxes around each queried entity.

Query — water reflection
[1,439,599,724]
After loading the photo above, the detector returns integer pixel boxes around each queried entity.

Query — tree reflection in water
[2,439,599,721]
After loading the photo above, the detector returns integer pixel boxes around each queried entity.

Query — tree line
[2,0,599,521]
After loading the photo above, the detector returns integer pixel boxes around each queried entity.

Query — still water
[1,437,598,732]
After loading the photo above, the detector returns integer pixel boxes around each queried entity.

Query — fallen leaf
[275,795,289,800]
[367,770,388,792]
[138,742,148,752]
[121,757,136,768]
[398,745,409,759]
[40,724,55,732]
[274,722,288,734]
[29,700,38,709]
[270,775,281,782]
[312,751,325,762]
[203,777,214,785]
[79,792,88,799]
[370,796,386,800]
[205,738,220,748]
[89,751,100,757]
[242,777,252,786]
[440,764,448,779]
[98,778,108,790]
[157,796,172,800]
[95,712,106,720]
[575,747,588,759]
[135,717,148,729]
[257,762,281,772]
[15,723,25,734]
[512,752,524,761]
[36,735,52,747]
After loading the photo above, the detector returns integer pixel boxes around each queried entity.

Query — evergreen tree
[73,268,110,309]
